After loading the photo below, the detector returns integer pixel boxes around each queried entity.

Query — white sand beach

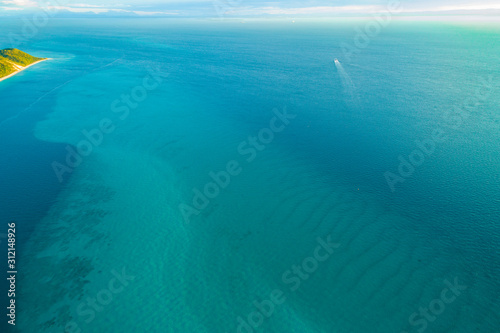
[0,58,51,83]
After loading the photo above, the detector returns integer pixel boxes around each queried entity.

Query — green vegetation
[0,48,46,79]
[0,57,16,77]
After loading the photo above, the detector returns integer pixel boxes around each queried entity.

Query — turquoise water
[1,19,500,332]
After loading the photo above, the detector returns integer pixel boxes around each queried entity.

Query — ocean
[0,18,499,332]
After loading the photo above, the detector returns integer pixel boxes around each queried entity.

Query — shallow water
[1,19,499,333]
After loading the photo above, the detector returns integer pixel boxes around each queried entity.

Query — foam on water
[334,59,360,109]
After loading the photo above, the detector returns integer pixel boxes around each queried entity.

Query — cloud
[0,0,177,15]
[43,5,177,15]
[1,0,38,6]
[132,10,178,15]
[226,5,386,16]
[1,0,500,17]
[0,5,24,10]
[432,4,500,11]
[48,5,124,13]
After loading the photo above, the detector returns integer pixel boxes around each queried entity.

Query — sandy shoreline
[0,58,52,83]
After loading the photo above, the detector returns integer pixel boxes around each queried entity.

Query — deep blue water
[0,18,499,333]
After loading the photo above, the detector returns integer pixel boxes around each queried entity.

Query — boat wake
[334,59,360,109]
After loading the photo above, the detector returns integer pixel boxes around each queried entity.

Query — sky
[1,0,500,17]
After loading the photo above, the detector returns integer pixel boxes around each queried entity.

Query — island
[0,48,49,82]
